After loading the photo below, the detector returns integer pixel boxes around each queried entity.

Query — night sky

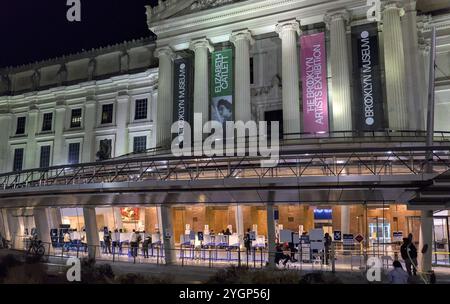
[0,0,158,68]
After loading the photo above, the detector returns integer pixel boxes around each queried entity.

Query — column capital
[155,46,176,59]
[275,20,301,38]
[403,0,416,13]
[382,1,405,16]
[29,105,39,114]
[324,9,351,26]
[189,38,214,53]
[85,96,97,107]
[230,29,255,46]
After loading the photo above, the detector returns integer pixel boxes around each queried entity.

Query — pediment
[146,0,249,23]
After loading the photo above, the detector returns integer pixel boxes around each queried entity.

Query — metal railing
[0,145,449,191]
[9,237,439,272]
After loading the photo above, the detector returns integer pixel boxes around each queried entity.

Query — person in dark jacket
[244,228,252,254]
[324,233,332,265]
[400,237,418,276]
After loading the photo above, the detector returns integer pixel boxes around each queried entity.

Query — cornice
[149,0,368,41]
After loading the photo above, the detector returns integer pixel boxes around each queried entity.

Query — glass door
[433,217,449,266]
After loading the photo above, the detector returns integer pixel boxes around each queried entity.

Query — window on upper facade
[70,108,82,128]
[133,136,147,153]
[13,148,24,172]
[42,113,53,132]
[68,143,80,165]
[134,99,148,120]
[16,117,26,135]
[39,145,51,168]
[101,104,114,124]
[250,57,254,85]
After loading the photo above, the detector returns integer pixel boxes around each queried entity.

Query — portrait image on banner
[301,32,329,134]
[173,57,193,147]
[351,23,385,131]
[211,49,233,129]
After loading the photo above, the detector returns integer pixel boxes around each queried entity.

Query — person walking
[244,228,252,261]
[63,231,71,252]
[103,231,112,254]
[130,230,141,258]
[142,231,151,258]
[112,229,120,255]
[400,237,418,276]
[388,261,409,284]
[324,232,332,265]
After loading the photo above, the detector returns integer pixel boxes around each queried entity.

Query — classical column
[235,205,244,240]
[0,209,10,241]
[82,99,96,163]
[115,94,130,157]
[276,20,301,137]
[0,113,12,173]
[382,1,408,130]
[419,209,433,274]
[402,0,423,130]
[155,46,175,149]
[6,209,21,249]
[47,208,62,229]
[325,11,353,132]
[33,208,51,245]
[160,204,176,265]
[419,38,431,130]
[53,104,66,165]
[113,208,123,230]
[341,205,350,234]
[231,30,255,123]
[190,38,214,127]
[25,108,39,169]
[266,201,276,267]
[83,207,100,259]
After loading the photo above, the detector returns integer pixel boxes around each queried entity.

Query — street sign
[354,234,364,243]
[333,231,342,241]
[197,231,204,241]
[393,231,403,242]
[343,234,354,246]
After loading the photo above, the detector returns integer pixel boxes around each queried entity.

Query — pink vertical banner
[301,32,329,134]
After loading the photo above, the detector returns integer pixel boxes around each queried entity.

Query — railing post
[331,242,336,273]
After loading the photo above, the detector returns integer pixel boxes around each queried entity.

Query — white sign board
[280,230,293,243]
[310,228,324,251]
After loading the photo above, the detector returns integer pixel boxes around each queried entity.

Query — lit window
[101,104,114,124]
[70,109,82,128]
[68,143,80,165]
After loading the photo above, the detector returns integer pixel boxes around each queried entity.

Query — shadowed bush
[0,254,48,284]
[207,266,344,284]
[114,273,174,284]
